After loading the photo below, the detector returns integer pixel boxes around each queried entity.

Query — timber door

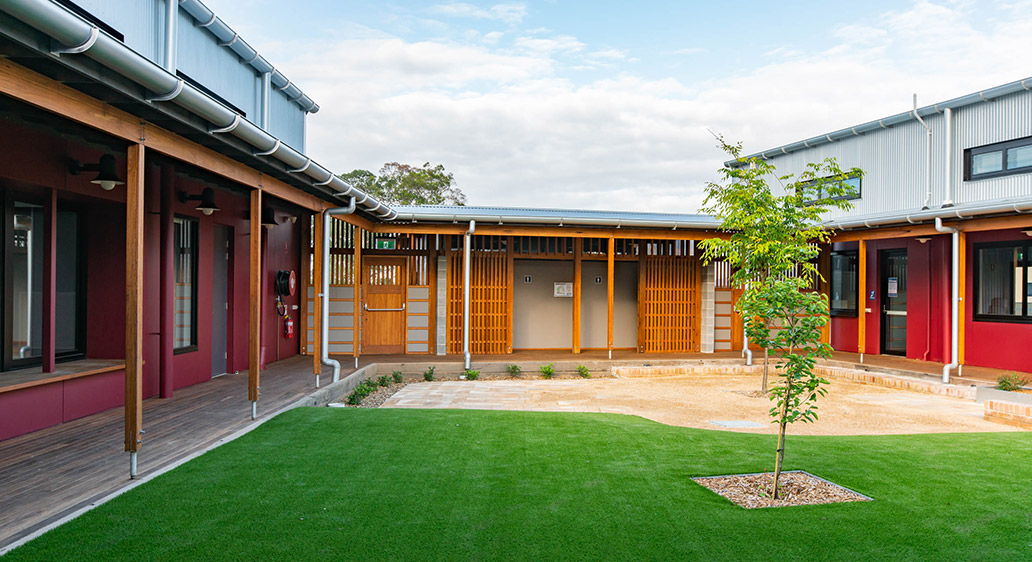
[362,257,406,354]
[880,250,907,356]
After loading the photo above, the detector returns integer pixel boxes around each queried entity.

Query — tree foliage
[339,162,467,206]
[698,136,861,499]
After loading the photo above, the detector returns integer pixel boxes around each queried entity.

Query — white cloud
[429,3,527,24]
[266,1,1032,213]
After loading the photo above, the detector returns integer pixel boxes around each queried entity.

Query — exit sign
[374,238,396,250]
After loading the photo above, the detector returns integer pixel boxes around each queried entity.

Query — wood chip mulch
[692,471,871,509]
[346,383,408,408]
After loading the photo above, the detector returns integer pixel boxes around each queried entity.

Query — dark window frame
[829,249,859,317]
[798,173,862,206]
[964,136,1032,181]
[972,239,1031,324]
[173,215,199,354]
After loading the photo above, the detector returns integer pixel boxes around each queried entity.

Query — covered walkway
[0,356,342,552]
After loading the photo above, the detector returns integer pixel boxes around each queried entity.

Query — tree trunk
[776,375,788,497]
[761,348,769,394]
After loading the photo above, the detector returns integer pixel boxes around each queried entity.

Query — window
[1,196,84,372]
[965,136,1032,181]
[974,241,1031,322]
[829,250,859,316]
[174,217,199,351]
[799,174,861,205]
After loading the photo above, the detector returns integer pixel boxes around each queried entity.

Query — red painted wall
[964,229,1032,373]
[0,120,305,442]
[831,237,948,363]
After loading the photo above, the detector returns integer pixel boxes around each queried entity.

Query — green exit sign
[375,238,396,250]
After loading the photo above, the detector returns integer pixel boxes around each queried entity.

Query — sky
[202,0,1032,213]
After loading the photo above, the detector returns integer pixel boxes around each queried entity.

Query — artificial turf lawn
[6,408,1032,561]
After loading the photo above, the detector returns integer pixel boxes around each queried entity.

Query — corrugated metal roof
[729,76,1032,167]
[389,205,721,229]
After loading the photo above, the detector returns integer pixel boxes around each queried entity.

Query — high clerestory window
[965,136,1032,181]
[974,241,1032,323]
[798,174,862,205]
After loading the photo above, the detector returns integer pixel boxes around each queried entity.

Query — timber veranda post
[248,189,262,419]
[125,143,145,478]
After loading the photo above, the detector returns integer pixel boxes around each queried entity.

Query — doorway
[211,225,231,377]
[361,257,406,354]
[880,249,907,356]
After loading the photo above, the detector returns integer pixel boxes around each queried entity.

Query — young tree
[340,162,467,206]
[699,137,860,498]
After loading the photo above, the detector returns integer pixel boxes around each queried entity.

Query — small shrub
[423,366,436,382]
[539,363,555,379]
[392,370,404,384]
[346,379,378,405]
[377,375,391,387]
[465,369,480,381]
[997,373,1031,391]
[576,365,591,378]
[506,364,522,377]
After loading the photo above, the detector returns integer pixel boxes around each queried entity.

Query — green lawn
[7,408,1032,561]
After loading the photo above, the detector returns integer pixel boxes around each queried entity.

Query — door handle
[882,309,906,317]
[363,303,406,312]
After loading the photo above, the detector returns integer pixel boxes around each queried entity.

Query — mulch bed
[692,471,871,509]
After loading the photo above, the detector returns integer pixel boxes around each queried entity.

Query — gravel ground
[692,471,871,508]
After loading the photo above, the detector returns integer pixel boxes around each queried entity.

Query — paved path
[380,376,1014,436]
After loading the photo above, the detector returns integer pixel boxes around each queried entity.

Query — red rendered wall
[964,229,1032,373]
[0,120,305,442]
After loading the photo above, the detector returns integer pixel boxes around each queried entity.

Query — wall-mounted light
[261,207,278,228]
[287,215,298,224]
[69,154,124,190]
[178,187,220,215]
[916,237,931,244]
[1022,228,1032,238]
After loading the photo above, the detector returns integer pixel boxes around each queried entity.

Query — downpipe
[934,217,959,383]
[913,94,932,210]
[320,197,357,385]
[743,329,753,366]
[463,220,475,370]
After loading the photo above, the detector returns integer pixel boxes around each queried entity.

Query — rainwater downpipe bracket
[320,197,357,384]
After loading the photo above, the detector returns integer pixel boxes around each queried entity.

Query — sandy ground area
[381,374,1018,435]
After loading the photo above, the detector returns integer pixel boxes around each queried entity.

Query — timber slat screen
[638,240,701,352]
[447,235,510,354]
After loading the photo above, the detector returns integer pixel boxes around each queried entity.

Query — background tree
[699,137,860,499]
[340,162,467,206]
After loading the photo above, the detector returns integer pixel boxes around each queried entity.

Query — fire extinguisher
[284,313,294,339]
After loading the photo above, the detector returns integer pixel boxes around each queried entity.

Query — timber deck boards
[0,356,337,551]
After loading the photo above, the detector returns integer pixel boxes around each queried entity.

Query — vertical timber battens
[248,189,262,416]
[858,239,867,358]
[125,143,145,475]
[607,236,614,357]
[312,212,324,375]
[573,239,582,354]
[507,237,514,353]
[42,188,56,373]
[354,225,362,364]
[818,243,831,345]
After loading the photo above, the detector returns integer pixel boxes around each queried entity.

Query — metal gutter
[824,196,1032,231]
[389,210,722,230]
[728,76,1032,167]
[177,0,318,113]
[1,0,395,219]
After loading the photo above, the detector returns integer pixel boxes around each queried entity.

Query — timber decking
[0,355,338,551]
